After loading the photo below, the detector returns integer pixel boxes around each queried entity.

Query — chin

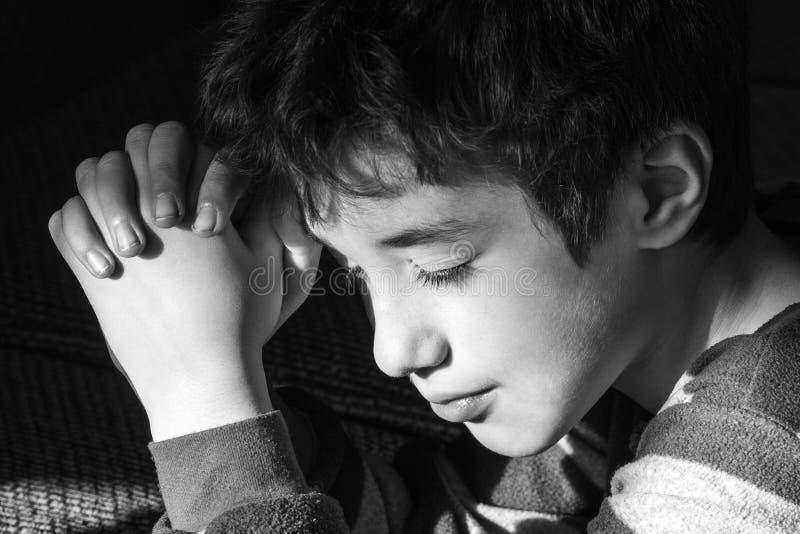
[465,421,564,457]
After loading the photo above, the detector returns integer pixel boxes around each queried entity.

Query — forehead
[305,179,535,255]
[305,145,531,241]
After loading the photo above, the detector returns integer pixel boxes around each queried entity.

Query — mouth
[426,387,495,423]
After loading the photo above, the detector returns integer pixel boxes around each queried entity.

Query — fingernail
[154,193,179,222]
[87,249,112,276]
[192,204,218,234]
[115,221,140,252]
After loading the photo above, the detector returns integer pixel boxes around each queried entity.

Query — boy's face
[310,165,648,456]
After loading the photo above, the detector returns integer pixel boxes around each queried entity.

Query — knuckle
[125,123,154,150]
[199,183,241,216]
[207,160,247,190]
[202,170,234,193]
[61,223,88,249]
[60,198,90,241]
[151,160,178,180]
[48,210,62,236]
[152,120,188,139]
[75,157,98,188]
[61,195,86,218]
[97,150,128,169]
[59,198,97,249]
[199,176,230,200]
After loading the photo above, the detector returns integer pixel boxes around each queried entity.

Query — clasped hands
[47,122,321,441]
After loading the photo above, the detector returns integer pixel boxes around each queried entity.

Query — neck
[615,212,800,413]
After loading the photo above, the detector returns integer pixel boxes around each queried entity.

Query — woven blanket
[0,28,457,533]
[2,10,800,533]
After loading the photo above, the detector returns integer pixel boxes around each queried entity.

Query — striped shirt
[149,303,800,533]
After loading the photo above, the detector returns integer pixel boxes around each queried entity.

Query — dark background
[0,0,225,133]
[2,1,800,133]
[1,2,799,532]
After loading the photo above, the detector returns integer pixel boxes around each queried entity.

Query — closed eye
[415,263,470,289]
[346,263,471,290]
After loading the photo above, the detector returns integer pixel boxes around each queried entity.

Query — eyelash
[346,264,470,289]
[415,264,470,288]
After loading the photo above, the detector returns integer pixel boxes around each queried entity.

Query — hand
[48,150,322,441]
[61,121,252,278]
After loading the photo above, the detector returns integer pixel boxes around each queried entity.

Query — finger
[191,151,251,236]
[59,195,117,278]
[95,151,147,257]
[185,143,215,215]
[272,201,322,270]
[238,193,283,262]
[230,190,254,228]
[48,208,93,282]
[272,201,323,327]
[125,123,154,217]
[48,209,71,266]
[147,121,193,227]
[48,211,141,391]
[77,158,124,250]
[237,194,285,329]
[75,156,101,214]
[75,157,121,270]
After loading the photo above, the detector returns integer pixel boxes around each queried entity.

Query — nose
[371,298,448,378]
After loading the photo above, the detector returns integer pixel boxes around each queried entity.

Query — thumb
[272,201,323,328]
[238,193,283,264]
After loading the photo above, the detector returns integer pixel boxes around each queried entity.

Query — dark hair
[199,0,752,264]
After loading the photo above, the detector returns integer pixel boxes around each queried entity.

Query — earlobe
[631,124,712,250]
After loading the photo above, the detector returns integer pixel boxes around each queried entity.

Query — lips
[426,388,495,423]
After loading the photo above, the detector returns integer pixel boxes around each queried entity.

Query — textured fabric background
[2,4,799,533]
[0,27,458,533]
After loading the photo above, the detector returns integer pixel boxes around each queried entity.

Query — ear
[624,123,713,250]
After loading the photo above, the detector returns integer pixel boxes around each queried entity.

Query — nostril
[411,343,451,379]
[412,365,436,380]
[374,347,444,379]
[372,341,415,378]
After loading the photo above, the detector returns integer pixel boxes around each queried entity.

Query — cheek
[441,308,599,455]
[443,254,618,383]
[521,256,635,413]
[441,252,638,453]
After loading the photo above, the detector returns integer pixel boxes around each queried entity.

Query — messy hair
[199,0,752,264]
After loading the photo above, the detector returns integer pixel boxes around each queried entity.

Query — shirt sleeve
[147,408,348,533]
[147,386,408,533]
[587,402,800,533]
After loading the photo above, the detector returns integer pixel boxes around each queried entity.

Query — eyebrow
[302,217,484,250]
[375,218,483,248]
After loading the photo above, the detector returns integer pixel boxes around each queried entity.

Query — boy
[48,0,800,532]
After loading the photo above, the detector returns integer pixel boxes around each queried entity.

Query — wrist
[147,363,273,442]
